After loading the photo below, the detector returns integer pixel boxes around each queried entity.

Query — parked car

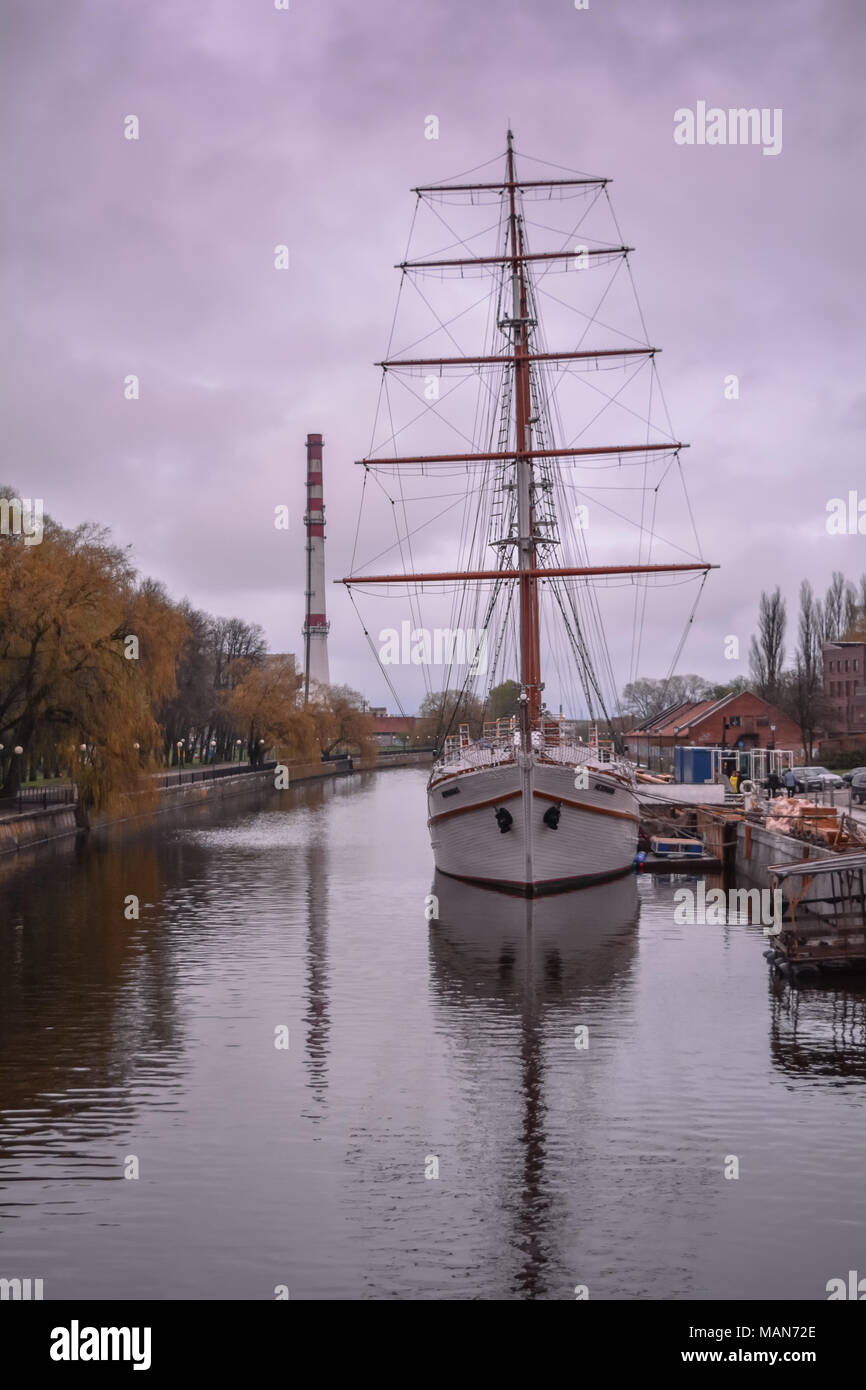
[850,771,866,804]
[789,766,845,793]
[842,766,866,784]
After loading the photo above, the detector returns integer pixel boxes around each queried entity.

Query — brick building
[370,714,416,749]
[626,691,804,764]
[822,641,866,735]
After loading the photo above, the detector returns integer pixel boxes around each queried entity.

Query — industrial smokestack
[303,432,330,699]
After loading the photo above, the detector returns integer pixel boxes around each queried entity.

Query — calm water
[1,768,864,1300]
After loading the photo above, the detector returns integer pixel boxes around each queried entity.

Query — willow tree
[226,655,318,765]
[307,682,377,763]
[0,512,187,808]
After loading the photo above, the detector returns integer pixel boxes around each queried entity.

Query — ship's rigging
[342,133,714,746]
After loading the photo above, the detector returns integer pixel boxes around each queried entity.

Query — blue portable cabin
[673,746,715,784]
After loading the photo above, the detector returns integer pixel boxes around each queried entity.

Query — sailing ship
[342,132,714,895]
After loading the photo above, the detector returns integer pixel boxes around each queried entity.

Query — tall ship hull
[428,739,637,895]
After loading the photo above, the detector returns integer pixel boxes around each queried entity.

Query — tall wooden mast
[506,129,542,725]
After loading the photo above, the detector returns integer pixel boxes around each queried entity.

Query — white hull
[427,750,638,895]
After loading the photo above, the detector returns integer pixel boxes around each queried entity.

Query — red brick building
[370,715,416,749]
[626,691,805,764]
[823,641,866,735]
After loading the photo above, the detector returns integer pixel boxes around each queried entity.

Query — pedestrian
[783,766,797,798]
[767,769,782,800]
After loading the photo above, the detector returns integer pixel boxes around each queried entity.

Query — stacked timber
[765,797,866,849]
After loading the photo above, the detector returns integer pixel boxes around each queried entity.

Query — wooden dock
[636,796,736,878]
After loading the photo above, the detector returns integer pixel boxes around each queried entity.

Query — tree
[226,656,316,765]
[307,683,376,761]
[486,679,522,720]
[0,512,187,806]
[787,580,825,759]
[704,676,752,701]
[844,579,859,638]
[155,600,215,764]
[621,678,670,720]
[211,616,267,691]
[749,588,786,701]
[621,674,710,720]
[412,688,485,746]
[822,570,851,643]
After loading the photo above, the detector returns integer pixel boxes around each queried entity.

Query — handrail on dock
[768,851,866,881]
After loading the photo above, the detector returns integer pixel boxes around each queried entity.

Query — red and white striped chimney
[303,433,330,697]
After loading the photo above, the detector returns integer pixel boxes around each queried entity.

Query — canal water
[1,768,864,1300]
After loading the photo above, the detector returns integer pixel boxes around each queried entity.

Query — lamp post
[12,745,24,798]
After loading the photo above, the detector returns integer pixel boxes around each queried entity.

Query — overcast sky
[3,0,865,712]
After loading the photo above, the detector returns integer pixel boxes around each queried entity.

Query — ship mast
[505,131,542,725]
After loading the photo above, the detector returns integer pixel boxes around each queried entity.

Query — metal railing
[153,760,277,790]
[13,783,78,812]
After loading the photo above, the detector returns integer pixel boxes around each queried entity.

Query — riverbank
[0,751,433,860]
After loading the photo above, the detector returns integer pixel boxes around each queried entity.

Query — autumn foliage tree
[225,656,318,765]
[307,683,376,763]
[0,511,187,806]
[1,494,385,808]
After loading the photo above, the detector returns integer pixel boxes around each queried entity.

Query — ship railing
[435,737,516,772]
[539,739,634,780]
[482,717,516,742]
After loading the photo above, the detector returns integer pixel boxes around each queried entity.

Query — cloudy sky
[3,0,865,712]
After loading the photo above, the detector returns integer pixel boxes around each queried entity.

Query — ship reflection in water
[428,872,640,1299]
